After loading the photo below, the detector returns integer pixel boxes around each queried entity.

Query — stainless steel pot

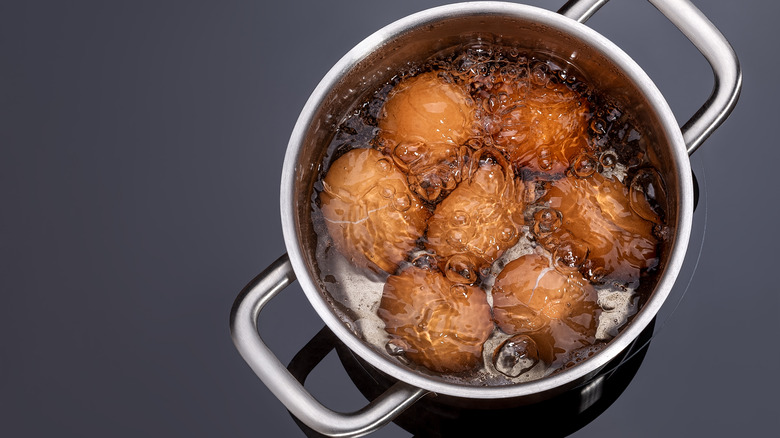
[230,0,741,436]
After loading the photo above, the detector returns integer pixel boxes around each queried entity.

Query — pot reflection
[288,318,655,438]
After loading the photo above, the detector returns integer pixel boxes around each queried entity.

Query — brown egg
[378,72,476,202]
[481,64,591,174]
[319,148,430,274]
[378,265,494,373]
[426,149,523,284]
[492,253,599,336]
[533,172,658,284]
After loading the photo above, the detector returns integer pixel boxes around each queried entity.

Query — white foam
[596,288,639,340]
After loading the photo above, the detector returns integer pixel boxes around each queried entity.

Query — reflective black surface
[289,320,655,438]
[2,1,778,437]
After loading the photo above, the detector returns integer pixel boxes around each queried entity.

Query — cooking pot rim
[279,1,693,399]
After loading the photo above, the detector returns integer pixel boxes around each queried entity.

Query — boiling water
[310,41,667,385]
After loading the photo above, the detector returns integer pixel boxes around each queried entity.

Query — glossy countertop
[2,1,776,437]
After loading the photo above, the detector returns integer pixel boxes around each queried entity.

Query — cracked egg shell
[535,172,658,283]
[319,148,430,274]
[378,265,493,373]
[378,72,477,202]
[425,150,523,283]
[485,68,591,175]
[492,253,599,337]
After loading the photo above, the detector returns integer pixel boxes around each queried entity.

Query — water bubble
[654,223,672,240]
[457,60,471,74]
[380,185,395,198]
[393,193,412,212]
[376,157,393,173]
[417,307,433,330]
[485,95,498,113]
[464,138,483,150]
[536,147,553,171]
[493,334,540,377]
[532,208,562,237]
[386,340,407,356]
[498,221,516,243]
[590,117,606,135]
[530,63,549,86]
[445,254,478,284]
[552,240,588,269]
[599,150,618,168]
[470,80,487,94]
[450,210,470,227]
[571,153,597,178]
[450,284,469,299]
[442,175,458,191]
[500,65,520,81]
[420,184,442,202]
[445,229,469,251]
[411,252,437,269]
[393,142,423,165]
[583,264,606,283]
[484,119,501,136]
[467,44,493,62]
[629,168,666,224]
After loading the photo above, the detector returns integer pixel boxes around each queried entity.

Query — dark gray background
[2,0,777,436]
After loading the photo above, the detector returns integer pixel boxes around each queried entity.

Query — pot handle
[229,254,427,438]
[558,0,742,155]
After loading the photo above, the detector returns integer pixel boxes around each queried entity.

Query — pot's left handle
[230,254,427,438]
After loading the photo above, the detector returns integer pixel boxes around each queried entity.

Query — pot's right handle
[559,0,742,155]
[230,254,427,438]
